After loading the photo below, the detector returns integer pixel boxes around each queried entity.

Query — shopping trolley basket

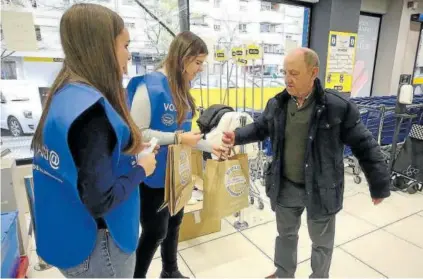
[390,124,423,194]
[343,109,370,184]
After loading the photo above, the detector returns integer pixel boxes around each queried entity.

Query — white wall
[361,0,390,14]
[402,21,421,74]
[23,61,62,87]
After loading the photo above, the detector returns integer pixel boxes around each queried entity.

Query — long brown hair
[31,3,142,154]
[163,31,208,125]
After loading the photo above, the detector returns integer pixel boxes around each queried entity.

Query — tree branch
[1,50,15,60]
[134,0,176,37]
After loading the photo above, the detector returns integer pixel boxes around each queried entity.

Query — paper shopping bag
[167,144,194,216]
[159,145,173,212]
[204,154,249,219]
[191,149,204,179]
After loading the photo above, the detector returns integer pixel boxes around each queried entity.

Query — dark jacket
[197,104,234,135]
[234,79,391,217]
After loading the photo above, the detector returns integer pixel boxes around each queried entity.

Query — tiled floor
[27,174,423,278]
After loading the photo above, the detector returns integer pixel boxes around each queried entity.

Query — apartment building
[189,0,309,76]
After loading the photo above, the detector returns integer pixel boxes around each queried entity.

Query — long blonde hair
[162,31,208,125]
[31,3,142,154]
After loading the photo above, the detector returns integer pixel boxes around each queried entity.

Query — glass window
[189,0,311,95]
[122,0,135,5]
[0,0,180,153]
[260,1,270,11]
[239,23,247,33]
[191,14,208,26]
[1,60,17,80]
[124,22,136,29]
[260,23,281,33]
[35,25,42,41]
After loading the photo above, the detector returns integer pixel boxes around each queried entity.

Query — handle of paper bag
[218,146,237,162]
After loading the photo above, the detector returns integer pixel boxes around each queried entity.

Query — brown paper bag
[191,149,204,179]
[162,147,172,209]
[204,154,250,219]
[162,144,194,216]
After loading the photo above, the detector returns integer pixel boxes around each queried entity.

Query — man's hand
[372,198,384,205]
[222,131,235,146]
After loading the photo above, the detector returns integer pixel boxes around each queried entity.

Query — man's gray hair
[302,48,320,68]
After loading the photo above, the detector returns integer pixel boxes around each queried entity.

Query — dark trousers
[274,179,336,278]
[133,183,184,278]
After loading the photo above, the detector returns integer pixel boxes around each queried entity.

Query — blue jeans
[59,229,136,278]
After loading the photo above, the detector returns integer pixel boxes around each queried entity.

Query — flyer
[325,31,358,93]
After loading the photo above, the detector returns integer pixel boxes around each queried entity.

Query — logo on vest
[164,103,176,112]
[37,145,60,170]
[49,151,60,170]
[224,164,247,197]
[162,113,175,126]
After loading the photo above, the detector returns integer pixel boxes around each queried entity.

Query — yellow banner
[245,44,261,60]
[413,76,423,85]
[24,57,64,62]
[231,47,242,58]
[325,31,357,93]
[231,47,247,66]
[214,49,227,61]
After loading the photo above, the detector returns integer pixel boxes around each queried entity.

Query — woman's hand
[212,144,230,160]
[180,132,203,147]
[153,144,160,154]
[141,142,160,155]
[137,142,159,176]
[137,153,156,177]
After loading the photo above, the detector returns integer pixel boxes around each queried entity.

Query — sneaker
[160,270,189,279]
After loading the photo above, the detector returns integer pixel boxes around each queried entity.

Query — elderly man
[222,48,390,278]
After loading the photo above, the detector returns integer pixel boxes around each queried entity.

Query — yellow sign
[24,57,64,62]
[214,49,227,61]
[413,76,423,85]
[245,44,261,60]
[231,47,242,58]
[325,31,357,93]
[231,47,247,66]
[325,73,352,92]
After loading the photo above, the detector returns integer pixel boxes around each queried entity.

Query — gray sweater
[130,82,213,153]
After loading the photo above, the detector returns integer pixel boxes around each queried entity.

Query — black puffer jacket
[234,79,391,217]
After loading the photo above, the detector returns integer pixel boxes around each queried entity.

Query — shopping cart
[390,124,423,194]
[345,95,423,185]
[343,108,370,184]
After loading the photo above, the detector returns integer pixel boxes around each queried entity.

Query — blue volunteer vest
[127,72,192,188]
[32,83,140,269]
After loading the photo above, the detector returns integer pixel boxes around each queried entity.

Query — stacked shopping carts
[344,94,423,189]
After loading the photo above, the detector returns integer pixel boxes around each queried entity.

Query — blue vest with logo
[32,83,140,269]
[127,72,192,188]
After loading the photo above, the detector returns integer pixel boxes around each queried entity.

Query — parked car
[0,90,40,137]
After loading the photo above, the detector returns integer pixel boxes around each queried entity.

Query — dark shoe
[160,270,189,278]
